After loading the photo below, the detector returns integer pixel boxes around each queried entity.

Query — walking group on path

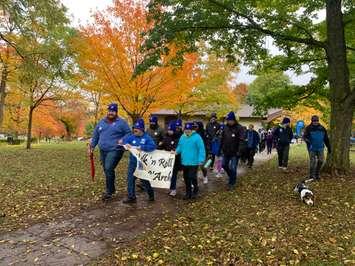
[89,103,331,203]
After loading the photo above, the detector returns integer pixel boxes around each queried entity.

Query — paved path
[0,152,274,266]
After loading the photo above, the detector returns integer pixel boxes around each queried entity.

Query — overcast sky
[61,0,316,85]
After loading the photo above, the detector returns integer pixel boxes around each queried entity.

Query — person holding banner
[89,103,131,201]
[147,115,165,145]
[120,119,156,203]
[176,122,206,200]
[159,121,181,196]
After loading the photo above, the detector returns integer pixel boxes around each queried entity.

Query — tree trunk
[26,107,34,149]
[324,0,354,175]
[0,67,8,130]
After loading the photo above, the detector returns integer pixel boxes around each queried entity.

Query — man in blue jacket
[121,118,156,203]
[245,124,260,168]
[303,115,331,180]
[176,122,206,200]
[89,103,131,201]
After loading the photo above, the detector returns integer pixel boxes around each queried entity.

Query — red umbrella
[89,152,95,182]
[87,144,95,182]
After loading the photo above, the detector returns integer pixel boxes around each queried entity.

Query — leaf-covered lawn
[99,146,355,265]
[0,142,129,232]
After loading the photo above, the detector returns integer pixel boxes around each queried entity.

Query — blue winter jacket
[176,132,206,166]
[122,132,156,152]
[91,117,131,151]
[246,129,260,149]
[303,124,331,152]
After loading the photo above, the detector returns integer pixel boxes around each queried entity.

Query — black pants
[183,165,199,197]
[266,142,272,154]
[246,147,256,167]
[277,145,290,167]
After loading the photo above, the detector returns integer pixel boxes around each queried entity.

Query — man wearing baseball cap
[303,115,331,180]
[89,103,131,201]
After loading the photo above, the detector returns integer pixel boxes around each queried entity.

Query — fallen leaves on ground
[98,146,355,265]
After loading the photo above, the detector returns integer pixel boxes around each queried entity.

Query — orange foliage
[74,0,199,121]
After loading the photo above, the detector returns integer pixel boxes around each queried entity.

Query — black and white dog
[293,182,314,206]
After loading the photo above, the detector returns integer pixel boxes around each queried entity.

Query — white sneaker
[203,177,208,184]
[169,190,177,196]
[216,173,222,178]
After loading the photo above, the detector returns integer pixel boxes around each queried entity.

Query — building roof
[152,105,282,121]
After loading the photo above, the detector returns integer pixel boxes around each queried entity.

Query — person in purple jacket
[89,103,131,201]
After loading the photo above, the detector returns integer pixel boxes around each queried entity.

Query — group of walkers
[89,103,331,203]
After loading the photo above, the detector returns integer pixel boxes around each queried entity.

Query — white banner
[127,147,175,189]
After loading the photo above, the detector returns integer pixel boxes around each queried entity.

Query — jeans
[100,149,124,195]
[277,145,290,167]
[222,155,239,186]
[183,165,198,197]
[309,150,324,179]
[127,155,154,199]
[170,154,181,190]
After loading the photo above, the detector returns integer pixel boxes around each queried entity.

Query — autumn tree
[75,0,200,122]
[233,83,248,103]
[172,54,238,117]
[0,0,72,131]
[137,0,354,175]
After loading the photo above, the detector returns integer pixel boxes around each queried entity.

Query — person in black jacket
[220,111,245,189]
[159,121,182,196]
[274,117,293,170]
[205,113,220,170]
[303,115,331,180]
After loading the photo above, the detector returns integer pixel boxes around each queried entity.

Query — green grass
[99,146,355,265]
[0,142,129,232]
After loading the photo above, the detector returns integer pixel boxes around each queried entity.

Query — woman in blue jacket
[176,122,206,200]
[120,118,156,203]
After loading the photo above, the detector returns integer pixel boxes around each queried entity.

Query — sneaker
[216,173,222,178]
[191,193,198,199]
[122,197,137,204]
[169,190,177,197]
[148,195,155,202]
[101,192,113,201]
[183,195,191,200]
[278,166,283,169]
[227,185,236,191]
[282,167,288,171]
[203,177,208,184]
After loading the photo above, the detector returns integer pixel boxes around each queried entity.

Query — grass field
[0,142,129,232]
[1,143,354,265]
[99,146,355,265]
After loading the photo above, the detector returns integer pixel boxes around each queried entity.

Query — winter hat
[175,119,183,127]
[108,103,118,112]
[184,122,194,130]
[149,115,158,124]
[211,112,217,119]
[311,115,319,122]
[168,121,176,132]
[133,118,145,131]
[282,117,291,124]
[226,111,236,121]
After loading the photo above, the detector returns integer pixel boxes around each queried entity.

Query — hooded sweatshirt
[176,132,206,166]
